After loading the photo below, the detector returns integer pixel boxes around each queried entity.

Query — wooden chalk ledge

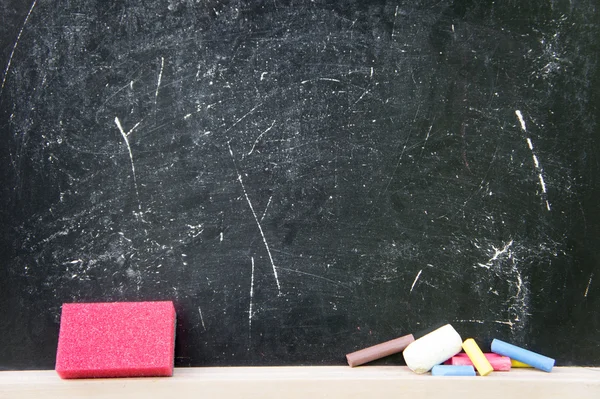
[1,366,599,399]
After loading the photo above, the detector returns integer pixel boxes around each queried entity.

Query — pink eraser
[55,301,176,379]
[445,352,511,371]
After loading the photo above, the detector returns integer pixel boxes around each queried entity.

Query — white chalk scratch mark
[198,307,206,331]
[228,142,281,294]
[187,224,203,239]
[516,110,551,211]
[495,320,516,327]
[508,260,528,331]
[114,117,142,209]
[248,256,255,339]
[278,266,350,288]
[515,110,527,132]
[260,195,273,222]
[526,137,534,150]
[260,72,268,81]
[410,269,422,293]
[353,90,370,106]
[424,124,432,144]
[391,6,399,38]
[118,232,132,242]
[301,77,341,84]
[478,240,513,269]
[584,274,593,298]
[538,174,547,193]
[224,103,263,134]
[455,319,515,327]
[155,57,165,109]
[420,124,433,157]
[380,132,411,198]
[248,120,276,156]
[1,0,38,97]
[219,232,224,242]
[370,67,374,78]
[492,240,514,262]
[515,271,524,297]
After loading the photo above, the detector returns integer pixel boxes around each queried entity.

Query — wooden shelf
[1,366,599,398]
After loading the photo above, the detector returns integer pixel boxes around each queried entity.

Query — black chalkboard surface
[1,0,599,370]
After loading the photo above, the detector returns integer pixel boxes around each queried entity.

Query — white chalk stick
[402,324,463,374]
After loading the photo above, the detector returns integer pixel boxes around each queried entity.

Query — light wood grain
[1,366,599,399]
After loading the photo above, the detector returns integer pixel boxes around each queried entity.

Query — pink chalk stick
[445,353,511,371]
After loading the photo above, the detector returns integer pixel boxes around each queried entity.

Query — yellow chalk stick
[462,339,494,376]
[511,359,533,368]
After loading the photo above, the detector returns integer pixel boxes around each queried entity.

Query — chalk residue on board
[474,239,529,332]
[535,29,568,81]
[477,240,513,269]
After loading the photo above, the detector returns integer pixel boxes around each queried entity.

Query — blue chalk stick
[431,365,476,376]
[491,339,554,372]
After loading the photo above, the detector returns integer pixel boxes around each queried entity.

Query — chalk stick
[346,334,415,367]
[511,359,533,368]
[431,365,476,377]
[402,324,463,374]
[446,353,511,371]
[491,339,554,372]
[55,301,176,379]
[461,339,493,376]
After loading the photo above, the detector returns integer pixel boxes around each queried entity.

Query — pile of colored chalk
[346,324,555,376]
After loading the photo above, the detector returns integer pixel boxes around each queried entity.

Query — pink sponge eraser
[55,301,176,379]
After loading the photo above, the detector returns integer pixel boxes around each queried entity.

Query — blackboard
[1,0,599,370]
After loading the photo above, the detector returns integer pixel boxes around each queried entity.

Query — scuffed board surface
[0,0,599,369]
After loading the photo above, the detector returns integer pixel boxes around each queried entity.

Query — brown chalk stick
[346,334,415,367]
